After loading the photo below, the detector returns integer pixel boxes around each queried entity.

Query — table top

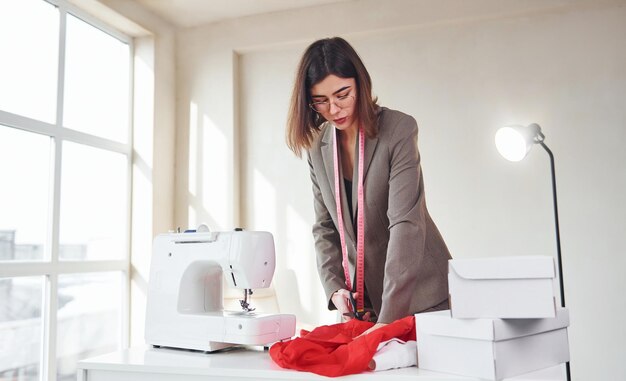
[78,346,565,380]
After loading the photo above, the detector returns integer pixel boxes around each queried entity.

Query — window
[0,1,132,380]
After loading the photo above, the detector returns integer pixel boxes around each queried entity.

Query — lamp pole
[538,140,571,381]
[538,141,565,308]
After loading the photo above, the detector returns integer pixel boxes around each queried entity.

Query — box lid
[449,256,555,280]
[415,308,569,342]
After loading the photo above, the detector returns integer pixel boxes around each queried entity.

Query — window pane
[57,272,121,380]
[0,277,44,381]
[0,0,59,123]
[59,142,128,260]
[0,126,51,261]
[63,14,130,143]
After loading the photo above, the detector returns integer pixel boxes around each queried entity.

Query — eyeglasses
[309,94,355,113]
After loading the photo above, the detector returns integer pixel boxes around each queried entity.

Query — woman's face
[310,75,358,133]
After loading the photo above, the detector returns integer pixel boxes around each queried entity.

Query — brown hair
[286,37,379,157]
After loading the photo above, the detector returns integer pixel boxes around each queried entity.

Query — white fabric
[368,338,417,371]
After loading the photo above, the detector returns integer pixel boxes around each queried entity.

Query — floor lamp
[494,123,571,381]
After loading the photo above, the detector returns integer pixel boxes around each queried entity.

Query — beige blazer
[307,107,451,323]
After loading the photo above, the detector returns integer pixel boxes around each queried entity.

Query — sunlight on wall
[188,102,198,199]
[187,105,230,230]
[285,204,312,315]
[187,205,196,229]
[202,115,228,229]
[252,169,276,233]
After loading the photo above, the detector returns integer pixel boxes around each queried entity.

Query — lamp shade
[495,123,543,162]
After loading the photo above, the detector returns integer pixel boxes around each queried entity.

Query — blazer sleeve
[308,152,347,310]
[377,115,430,323]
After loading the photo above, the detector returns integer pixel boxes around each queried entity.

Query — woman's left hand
[356,323,387,338]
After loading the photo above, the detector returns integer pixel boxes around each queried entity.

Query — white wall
[176,0,626,379]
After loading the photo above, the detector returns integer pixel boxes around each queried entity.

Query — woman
[286,37,451,334]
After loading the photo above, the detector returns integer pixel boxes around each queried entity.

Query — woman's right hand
[331,289,356,321]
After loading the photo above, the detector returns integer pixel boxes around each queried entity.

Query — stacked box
[415,256,570,380]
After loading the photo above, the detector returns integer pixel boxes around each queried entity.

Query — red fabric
[269,316,416,377]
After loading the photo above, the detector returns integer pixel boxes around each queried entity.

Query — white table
[77,346,565,381]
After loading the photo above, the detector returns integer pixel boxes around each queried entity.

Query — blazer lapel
[363,132,379,182]
[320,126,335,200]
[321,125,356,245]
[351,130,379,222]
[363,106,383,182]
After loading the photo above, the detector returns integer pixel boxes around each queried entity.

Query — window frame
[0,1,133,380]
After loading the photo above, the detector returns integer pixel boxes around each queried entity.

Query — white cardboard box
[415,308,570,380]
[448,256,557,319]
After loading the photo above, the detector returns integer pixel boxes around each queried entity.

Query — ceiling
[135,0,353,28]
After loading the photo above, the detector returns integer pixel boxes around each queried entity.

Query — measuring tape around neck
[333,126,365,314]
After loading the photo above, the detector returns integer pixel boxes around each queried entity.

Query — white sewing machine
[145,229,296,352]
